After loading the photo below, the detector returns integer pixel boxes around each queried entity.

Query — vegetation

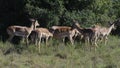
[0,36,119,68]
[0,0,120,40]
[0,0,120,68]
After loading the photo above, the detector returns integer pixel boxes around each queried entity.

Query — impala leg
[62,38,65,45]
[38,39,41,53]
[94,38,98,51]
[84,36,89,45]
[86,37,89,46]
[35,35,38,47]
[102,36,105,45]
[105,36,108,45]
[85,37,87,46]
[90,37,93,50]
[94,40,98,47]
[84,37,88,50]
[35,38,38,47]
[92,36,98,48]
[8,35,14,42]
[86,36,91,50]
[38,36,42,53]
[99,35,104,43]
[91,35,98,51]
[94,36,98,46]
[62,38,65,43]
[25,37,28,46]
[30,35,34,44]
[69,36,74,45]
[88,37,92,50]
[46,37,49,46]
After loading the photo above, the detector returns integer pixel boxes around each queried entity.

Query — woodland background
[0,0,120,42]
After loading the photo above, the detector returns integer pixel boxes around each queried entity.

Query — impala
[29,28,53,52]
[52,27,81,45]
[81,28,96,46]
[7,19,40,45]
[98,23,115,45]
[50,26,72,32]
[72,21,97,47]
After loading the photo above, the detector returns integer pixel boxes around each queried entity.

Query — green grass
[0,35,120,68]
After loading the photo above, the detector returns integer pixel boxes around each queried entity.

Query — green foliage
[0,0,120,27]
[23,0,120,27]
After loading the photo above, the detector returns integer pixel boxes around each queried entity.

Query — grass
[0,35,120,68]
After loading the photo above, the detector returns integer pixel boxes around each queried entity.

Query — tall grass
[0,35,120,68]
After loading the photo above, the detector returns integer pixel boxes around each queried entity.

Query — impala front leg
[46,37,49,46]
[25,37,28,46]
[38,35,42,52]
[104,36,108,45]
[69,36,74,45]
[8,34,14,42]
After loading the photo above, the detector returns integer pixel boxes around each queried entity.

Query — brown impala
[7,19,40,45]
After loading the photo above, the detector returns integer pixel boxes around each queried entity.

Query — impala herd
[6,18,117,51]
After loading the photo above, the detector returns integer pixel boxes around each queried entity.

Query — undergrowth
[0,35,120,68]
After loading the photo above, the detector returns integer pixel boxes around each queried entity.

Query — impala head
[108,21,116,29]
[112,23,115,30]
[108,21,116,30]
[34,20,40,27]
[72,19,81,28]
[33,19,40,30]
[29,18,40,26]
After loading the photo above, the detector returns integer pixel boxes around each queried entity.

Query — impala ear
[72,19,80,28]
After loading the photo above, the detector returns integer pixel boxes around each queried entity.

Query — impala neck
[33,21,37,30]
[107,24,114,35]
[30,22,34,31]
